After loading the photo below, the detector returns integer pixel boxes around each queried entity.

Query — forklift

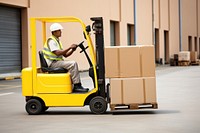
[22,17,109,114]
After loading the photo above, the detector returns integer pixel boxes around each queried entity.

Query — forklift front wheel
[25,99,42,115]
[89,96,107,114]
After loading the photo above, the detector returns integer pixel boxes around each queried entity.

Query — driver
[42,23,89,93]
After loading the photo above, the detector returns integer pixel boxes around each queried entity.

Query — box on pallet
[123,78,144,104]
[144,77,157,103]
[178,51,190,61]
[140,45,155,77]
[104,47,119,78]
[190,51,198,62]
[109,78,123,104]
[110,77,157,104]
[119,46,141,77]
[106,45,157,105]
[104,45,155,78]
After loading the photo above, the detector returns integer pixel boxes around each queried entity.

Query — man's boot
[73,83,89,92]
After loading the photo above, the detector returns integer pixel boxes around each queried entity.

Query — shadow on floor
[111,109,180,115]
[34,109,180,116]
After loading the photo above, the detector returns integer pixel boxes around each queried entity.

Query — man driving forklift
[42,23,89,93]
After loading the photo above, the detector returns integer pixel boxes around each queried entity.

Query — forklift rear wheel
[89,96,107,114]
[25,99,42,115]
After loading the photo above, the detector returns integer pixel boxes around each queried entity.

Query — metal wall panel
[0,5,21,74]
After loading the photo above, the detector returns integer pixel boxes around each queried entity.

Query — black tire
[89,96,107,114]
[25,99,42,115]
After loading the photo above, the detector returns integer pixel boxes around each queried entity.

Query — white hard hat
[50,23,63,32]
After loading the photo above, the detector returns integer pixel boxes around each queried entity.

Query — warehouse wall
[198,0,200,57]
[135,0,153,45]
[0,0,29,7]
[154,0,160,29]
[181,0,198,51]
[120,0,134,46]
[169,0,180,57]
[1,0,200,71]
[159,0,169,63]
[158,0,180,63]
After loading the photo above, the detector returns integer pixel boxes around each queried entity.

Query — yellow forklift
[22,17,108,114]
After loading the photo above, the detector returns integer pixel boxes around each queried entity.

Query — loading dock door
[0,5,21,74]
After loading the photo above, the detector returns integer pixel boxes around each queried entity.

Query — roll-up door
[0,5,21,74]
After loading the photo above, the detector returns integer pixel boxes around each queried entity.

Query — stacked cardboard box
[104,47,119,78]
[190,51,198,62]
[178,51,190,61]
[105,45,157,105]
[104,46,141,78]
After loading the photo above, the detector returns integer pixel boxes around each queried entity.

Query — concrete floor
[0,65,200,133]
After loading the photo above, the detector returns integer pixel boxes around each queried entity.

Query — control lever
[78,41,89,53]
[80,46,89,53]
[77,41,93,67]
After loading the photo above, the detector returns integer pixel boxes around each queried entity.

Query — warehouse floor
[0,65,200,133]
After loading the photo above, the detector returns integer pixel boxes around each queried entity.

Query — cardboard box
[140,45,155,77]
[110,78,123,104]
[190,51,198,62]
[104,47,119,78]
[110,77,157,105]
[144,77,157,103]
[178,51,190,61]
[119,46,141,77]
[123,78,144,104]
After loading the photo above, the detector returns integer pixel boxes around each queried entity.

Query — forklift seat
[38,51,67,73]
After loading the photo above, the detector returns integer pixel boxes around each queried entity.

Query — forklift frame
[22,17,108,114]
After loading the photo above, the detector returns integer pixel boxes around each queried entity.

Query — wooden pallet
[190,61,199,66]
[178,61,190,66]
[110,103,158,111]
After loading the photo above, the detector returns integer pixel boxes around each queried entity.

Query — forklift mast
[90,17,106,98]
